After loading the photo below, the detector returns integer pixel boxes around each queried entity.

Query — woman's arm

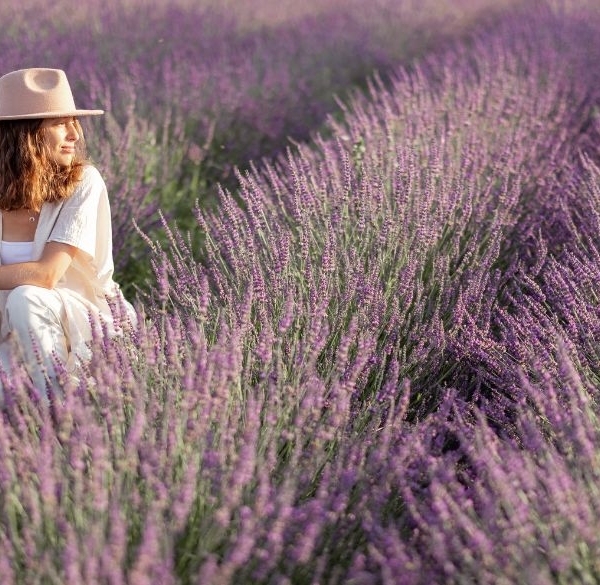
[0,241,77,290]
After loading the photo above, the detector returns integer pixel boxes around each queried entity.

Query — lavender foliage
[1,2,600,584]
[0,0,519,282]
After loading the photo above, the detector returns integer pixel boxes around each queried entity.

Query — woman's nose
[66,121,79,142]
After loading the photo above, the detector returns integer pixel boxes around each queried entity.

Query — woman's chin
[54,154,75,167]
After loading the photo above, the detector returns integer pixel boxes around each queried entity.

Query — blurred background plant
[1,0,600,583]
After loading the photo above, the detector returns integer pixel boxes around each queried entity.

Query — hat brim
[0,109,104,120]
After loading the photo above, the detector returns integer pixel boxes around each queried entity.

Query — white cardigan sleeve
[47,165,108,259]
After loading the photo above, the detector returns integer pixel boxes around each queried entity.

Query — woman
[0,67,136,404]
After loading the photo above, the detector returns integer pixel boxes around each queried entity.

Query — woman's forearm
[0,262,56,290]
[0,242,77,291]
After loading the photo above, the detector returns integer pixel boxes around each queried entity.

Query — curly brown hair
[0,118,88,212]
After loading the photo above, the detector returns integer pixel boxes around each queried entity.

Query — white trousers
[0,285,72,404]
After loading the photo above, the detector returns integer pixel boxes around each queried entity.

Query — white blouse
[0,240,34,265]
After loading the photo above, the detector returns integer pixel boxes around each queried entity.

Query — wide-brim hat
[0,68,104,120]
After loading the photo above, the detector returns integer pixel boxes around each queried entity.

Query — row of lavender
[0,0,517,287]
[2,4,600,585]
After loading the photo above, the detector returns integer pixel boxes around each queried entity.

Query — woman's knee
[4,286,63,332]
[6,285,49,316]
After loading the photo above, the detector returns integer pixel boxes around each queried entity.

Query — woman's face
[39,117,80,167]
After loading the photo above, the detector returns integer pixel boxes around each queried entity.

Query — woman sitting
[0,67,136,404]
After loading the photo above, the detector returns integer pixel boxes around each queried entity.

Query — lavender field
[2,0,600,583]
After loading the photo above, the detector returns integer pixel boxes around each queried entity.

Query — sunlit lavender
[1,0,600,583]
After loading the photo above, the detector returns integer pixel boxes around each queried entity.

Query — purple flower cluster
[1,1,600,583]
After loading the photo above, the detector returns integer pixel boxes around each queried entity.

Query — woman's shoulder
[79,164,106,188]
[62,165,107,208]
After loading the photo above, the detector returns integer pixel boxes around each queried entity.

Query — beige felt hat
[0,68,104,120]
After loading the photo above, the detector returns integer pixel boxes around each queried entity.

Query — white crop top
[0,240,34,265]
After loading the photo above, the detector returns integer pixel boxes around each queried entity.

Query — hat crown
[0,68,103,120]
[25,68,69,92]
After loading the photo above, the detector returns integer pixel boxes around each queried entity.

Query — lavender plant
[0,0,522,288]
[148,4,600,405]
[1,2,600,584]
